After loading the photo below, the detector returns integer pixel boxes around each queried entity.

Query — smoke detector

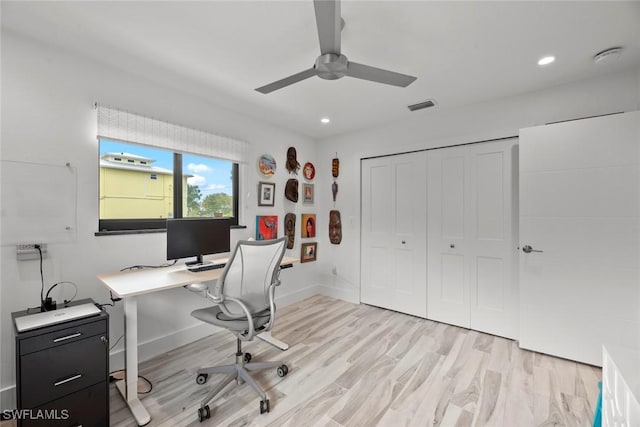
[593,47,623,64]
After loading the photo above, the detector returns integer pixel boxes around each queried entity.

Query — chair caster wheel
[277,364,289,377]
[260,399,270,414]
[196,373,208,385]
[197,405,211,422]
[243,352,252,363]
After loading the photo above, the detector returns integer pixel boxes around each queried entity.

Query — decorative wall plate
[257,154,276,177]
[303,162,315,180]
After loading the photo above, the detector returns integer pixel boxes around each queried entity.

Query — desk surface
[97,256,298,298]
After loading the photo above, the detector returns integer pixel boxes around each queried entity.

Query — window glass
[98,139,238,231]
[99,139,175,219]
[183,154,234,218]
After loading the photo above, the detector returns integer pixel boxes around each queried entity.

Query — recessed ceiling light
[321,117,330,124]
[538,56,555,66]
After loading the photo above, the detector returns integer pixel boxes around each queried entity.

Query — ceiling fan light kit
[255,0,417,94]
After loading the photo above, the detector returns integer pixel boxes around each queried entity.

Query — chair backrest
[215,237,286,318]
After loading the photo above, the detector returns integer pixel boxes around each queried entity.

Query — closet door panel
[361,159,393,309]
[469,142,516,339]
[427,147,470,328]
[428,140,516,337]
[361,152,427,318]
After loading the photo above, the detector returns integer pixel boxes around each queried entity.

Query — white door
[426,145,470,327]
[519,111,640,366]
[427,139,517,338]
[361,151,427,318]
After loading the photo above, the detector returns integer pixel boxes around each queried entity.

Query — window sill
[95,224,247,237]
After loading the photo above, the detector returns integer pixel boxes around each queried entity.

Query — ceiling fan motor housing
[315,53,348,80]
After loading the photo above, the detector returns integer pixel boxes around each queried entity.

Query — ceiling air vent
[407,99,437,112]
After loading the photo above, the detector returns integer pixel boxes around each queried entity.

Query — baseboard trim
[317,284,360,304]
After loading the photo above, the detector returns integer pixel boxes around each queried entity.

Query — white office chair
[186,237,289,422]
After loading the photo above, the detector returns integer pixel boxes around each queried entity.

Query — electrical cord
[120,259,177,271]
[109,334,124,351]
[44,281,78,305]
[97,291,123,309]
[36,246,46,310]
[108,369,153,394]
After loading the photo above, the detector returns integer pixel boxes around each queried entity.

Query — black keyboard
[188,263,225,272]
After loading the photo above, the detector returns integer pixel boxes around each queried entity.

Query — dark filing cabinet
[12,299,109,427]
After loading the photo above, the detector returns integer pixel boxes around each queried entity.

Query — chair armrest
[223,296,256,341]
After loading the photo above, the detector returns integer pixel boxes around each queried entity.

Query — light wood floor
[110,295,601,427]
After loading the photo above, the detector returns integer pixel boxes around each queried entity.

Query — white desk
[97,257,297,426]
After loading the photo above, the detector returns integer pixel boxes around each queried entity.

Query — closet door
[468,142,517,339]
[426,146,470,327]
[427,139,517,338]
[361,152,427,318]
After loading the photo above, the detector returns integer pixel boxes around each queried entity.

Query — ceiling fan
[255,0,417,94]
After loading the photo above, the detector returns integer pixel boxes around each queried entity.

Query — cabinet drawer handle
[54,374,82,387]
[53,332,81,343]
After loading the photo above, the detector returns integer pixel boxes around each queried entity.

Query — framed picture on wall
[302,183,314,204]
[256,215,278,240]
[301,242,317,263]
[301,213,316,238]
[258,182,276,207]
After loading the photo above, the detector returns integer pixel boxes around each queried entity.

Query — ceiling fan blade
[255,68,317,94]
[314,0,341,55]
[346,61,417,87]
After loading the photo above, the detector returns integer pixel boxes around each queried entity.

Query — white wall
[314,66,640,304]
[0,31,322,409]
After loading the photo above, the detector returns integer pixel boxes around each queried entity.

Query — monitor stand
[185,255,204,266]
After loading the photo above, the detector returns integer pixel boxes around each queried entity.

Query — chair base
[194,340,288,421]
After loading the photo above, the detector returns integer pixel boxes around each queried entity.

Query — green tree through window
[201,193,233,217]
[187,184,202,216]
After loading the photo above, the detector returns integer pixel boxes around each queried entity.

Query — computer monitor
[166,218,231,265]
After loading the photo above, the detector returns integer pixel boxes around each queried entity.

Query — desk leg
[257,330,289,350]
[115,296,151,426]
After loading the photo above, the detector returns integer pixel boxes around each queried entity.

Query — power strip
[16,243,48,261]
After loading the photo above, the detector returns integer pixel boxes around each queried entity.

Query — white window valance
[96,104,248,163]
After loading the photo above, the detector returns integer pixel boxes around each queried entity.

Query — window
[98,139,238,232]
[96,104,248,233]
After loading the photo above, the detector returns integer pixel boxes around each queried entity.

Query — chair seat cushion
[191,306,271,332]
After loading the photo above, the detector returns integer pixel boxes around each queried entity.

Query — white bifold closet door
[519,111,640,366]
[427,139,517,339]
[361,151,427,318]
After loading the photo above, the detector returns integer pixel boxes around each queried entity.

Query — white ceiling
[2,1,640,139]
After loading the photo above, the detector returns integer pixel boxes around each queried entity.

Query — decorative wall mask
[284,213,296,249]
[257,154,276,177]
[329,210,342,245]
[286,147,300,174]
[303,162,315,180]
[285,178,299,202]
[332,154,339,202]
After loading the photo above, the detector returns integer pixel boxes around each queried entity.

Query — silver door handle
[522,245,543,254]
